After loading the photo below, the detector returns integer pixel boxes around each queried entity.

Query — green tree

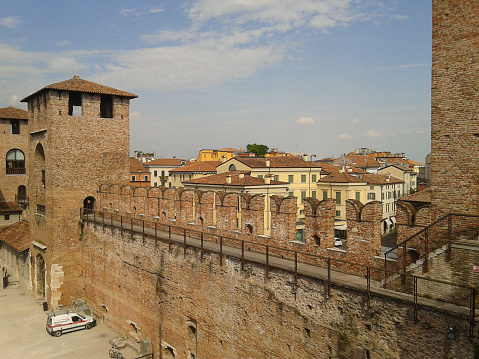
[246,143,269,157]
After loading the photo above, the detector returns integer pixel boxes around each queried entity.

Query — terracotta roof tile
[129,158,150,173]
[170,161,221,173]
[400,188,431,203]
[144,158,189,166]
[0,220,30,252]
[183,171,288,186]
[319,172,366,183]
[235,156,323,168]
[363,174,403,185]
[21,75,137,102]
[0,106,28,120]
[0,202,22,213]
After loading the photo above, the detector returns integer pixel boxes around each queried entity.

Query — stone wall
[431,0,479,219]
[81,223,478,358]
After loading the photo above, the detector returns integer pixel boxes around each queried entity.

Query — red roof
[0,220,30,252]
[183,171,288,186]
[144,158,188,167]
[400,188,431,203]
[170,161,221,173]
[0,106,28,120]
[129,158,150,174]
[235,156,323,169]
[22,75,137,102]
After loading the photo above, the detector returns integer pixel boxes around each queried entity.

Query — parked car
[334,237,343,247]
[46,312,96,337]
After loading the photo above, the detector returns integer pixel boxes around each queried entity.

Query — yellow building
[317,169,403,234]
[197,148,238,162]
[217,156,327,238]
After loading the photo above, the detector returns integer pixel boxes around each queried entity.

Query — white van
[46,312,96,337]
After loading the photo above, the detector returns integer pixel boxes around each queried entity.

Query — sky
[0,0,431,162]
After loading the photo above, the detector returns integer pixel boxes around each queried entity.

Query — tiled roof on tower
[21,75,138,102]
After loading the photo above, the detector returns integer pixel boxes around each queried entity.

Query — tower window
[6,149,25,174]
[68,92,82,116]
[100,95,113,118]
[10,119,20,134]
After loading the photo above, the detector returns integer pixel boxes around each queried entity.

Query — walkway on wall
[81,210,478,337]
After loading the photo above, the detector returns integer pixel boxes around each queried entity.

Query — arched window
[83,197,96,215]
[229,164,236,171]
[6,149,25,174]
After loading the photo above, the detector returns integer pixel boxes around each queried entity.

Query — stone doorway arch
[36,254,46,300]
[83,196,96,215]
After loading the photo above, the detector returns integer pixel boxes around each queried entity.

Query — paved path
[0,284,140,359]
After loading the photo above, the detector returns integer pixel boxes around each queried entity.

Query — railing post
[110,213,113,229]
[120,216,123,236]
[241,241,245,271]
[447,214,452,262]
[168,226,172,252]
[142,220,145,242]
[470,287,476,338]
[130,216,133,238]
[423,228,429,274]
[366,267,371,309]
[402,242,406,286]
[102,211,105,231]
[219,236,223,266]
[266,246,270,278]
[184,228,187,257]
[413,276,418,322]
[294,252,298,287]
[383,253,387,289]
[93,210,96,227]
[200,232,204,260]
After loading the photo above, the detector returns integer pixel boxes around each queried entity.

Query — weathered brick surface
[82,223,477,358]
[0,116,28,202]
[431,0,479,219]
[25,88,131,308]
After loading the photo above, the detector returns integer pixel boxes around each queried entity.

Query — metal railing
[81,208,479,336]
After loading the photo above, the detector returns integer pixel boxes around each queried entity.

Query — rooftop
[0,220,30,252]
[0,106,28,120]
[170,161,221,173]
[129,158,150,174]
[144,158,188,167]
[183,171,288,186]
[235,156,323,169]
[21,75,138,102]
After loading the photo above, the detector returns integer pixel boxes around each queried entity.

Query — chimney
[222,155,226,163]
[264,176,271,184]
[302,154,307,161]
[226,175,231,184]
[265,159,270,167]
[239,172,244,179]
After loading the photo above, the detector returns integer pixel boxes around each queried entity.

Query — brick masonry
[81,223,477,358]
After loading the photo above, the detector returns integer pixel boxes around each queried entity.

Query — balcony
[6,168,26,175]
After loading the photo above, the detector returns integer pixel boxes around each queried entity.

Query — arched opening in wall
[36,254,46,299]
[162,211,167,219]
[383,220,388,233]
[17,185,27,203]
[6,149,25,174]
[408,249,420,264]
[198,217,204,226]
[229,164,236,171]
[34,143,46,189]
[163,345,176,359]
[83,197,95,215]
[313,234,320,246]
[245,224,253,234]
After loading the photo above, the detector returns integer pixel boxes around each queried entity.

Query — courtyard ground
[0,283,140,359]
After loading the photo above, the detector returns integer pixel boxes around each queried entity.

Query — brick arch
[109,184,121,195]
[346,199,364,221]
[133,186,148,197]
[359,201,382,222]
[147,187,162,199]
[99,184,110,193]
[396,201,417,225]
[121,185,133,196]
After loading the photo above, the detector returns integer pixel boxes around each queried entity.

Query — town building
[197,148,238,162]
[144,158,188,187]
[169,161,221,187]
[0,106,29,203]
[130,158,150,187]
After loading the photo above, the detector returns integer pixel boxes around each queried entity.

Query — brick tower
[431,0,479,218]
[21,75,137,308]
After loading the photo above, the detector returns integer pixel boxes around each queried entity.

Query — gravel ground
[0,283,139,359]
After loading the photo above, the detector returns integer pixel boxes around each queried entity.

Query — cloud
[0,16,21,28]
[130,111,141,120]
[352,118,360,124]
[338,134,356,139]
[149,8,164,14]
[366,130,383,137]
[297,117,314,125]
[56,41,72,47]
[120,8,137,17]
[379,64,428,72]
[390,14,409,21]
[9,95,19,105]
